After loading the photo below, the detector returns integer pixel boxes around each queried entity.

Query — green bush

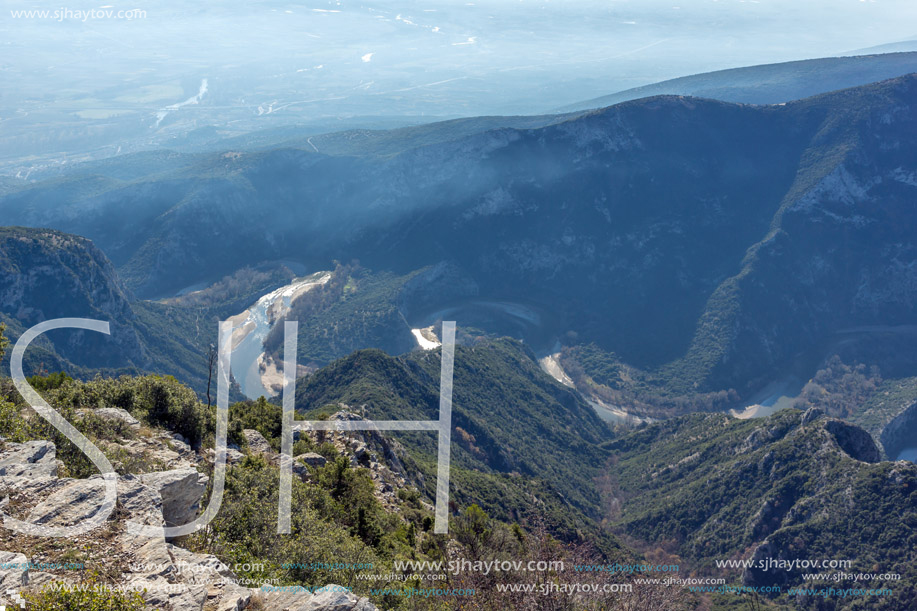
[0,323,7,362]
[229,397,282,450]
[0,373,235,475]
[185,456,390,599]
[453,504,491,558]
[27,371,73,392]
[49,375,215,448]
[23,575,146,610]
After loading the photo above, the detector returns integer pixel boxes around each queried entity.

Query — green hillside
[604,408,917,609]
[295,337,621,554]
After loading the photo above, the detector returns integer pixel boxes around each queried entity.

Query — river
[730,376,804,419]
[228,272,329,399]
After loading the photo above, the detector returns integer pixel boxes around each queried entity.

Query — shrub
[50,375,212,448]
[27,371,73,392]
[22,575,146,610]
[229,397,282,450]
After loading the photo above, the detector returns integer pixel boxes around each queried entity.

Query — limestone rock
[26,475,122,528]
[801,407,824,426]
[306,587,378,610]
[211,583,253,611]
[139,468,208,529]
[169,434,194,456]
[243,429,273,455]
[203,447,245,466]
[259,585,378,610]
[78,407,141,430]
[0,429,373,611]
[0,440,57,478]
[0,551,28,590]
[296,453,327,468]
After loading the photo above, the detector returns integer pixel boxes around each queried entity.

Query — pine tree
[0,323,7,363]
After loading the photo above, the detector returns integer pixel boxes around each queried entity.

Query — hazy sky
[1,0,915,163]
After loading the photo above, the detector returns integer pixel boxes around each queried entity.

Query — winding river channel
[228,272,329,398]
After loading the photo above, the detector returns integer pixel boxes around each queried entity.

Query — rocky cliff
[0,227,144,370]
[0,226,221,393]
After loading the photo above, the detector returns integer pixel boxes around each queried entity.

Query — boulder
[169,434,194,456]
[296,453,327,468]
[243,429,273,455]
[203,447,245,466]
[139,468,208,528]
[79,407,141,430]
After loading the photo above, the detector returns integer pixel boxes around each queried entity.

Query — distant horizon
[3,0,917,165]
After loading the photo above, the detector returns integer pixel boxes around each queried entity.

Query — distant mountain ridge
[2,75,917,408]
[556,52,917,111]
[847,39,917,55]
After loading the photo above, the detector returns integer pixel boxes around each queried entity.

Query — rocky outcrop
[203,446,245,466]
[243,429,272,455]
[93,428,200,477]
[296,452,327,469]
[0,551,33,609]
[0,436,378,611]
[235,430,313,480]
[0,440,57,478]
[738,415,799,454]
[259,586,377,611]
[0,227,144,369]
[800,407,824,426]
[138,468,208,530]
[299,411,422,513]
[78,407,141,430]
